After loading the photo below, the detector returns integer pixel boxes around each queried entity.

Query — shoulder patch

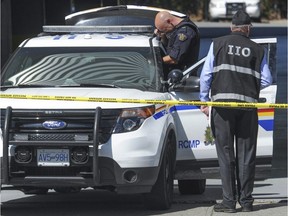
[178,33,187,41]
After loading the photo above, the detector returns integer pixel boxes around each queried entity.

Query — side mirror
[169,76,200,92]
[167,69,183,84]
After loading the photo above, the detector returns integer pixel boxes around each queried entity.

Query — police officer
[199,10,272,213]
[154,11,200,71]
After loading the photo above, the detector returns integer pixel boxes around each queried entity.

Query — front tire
[144,132,176,210]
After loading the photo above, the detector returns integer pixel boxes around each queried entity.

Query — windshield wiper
[0,83,121,90]
[58,83,120,88]
[0,84,55,91]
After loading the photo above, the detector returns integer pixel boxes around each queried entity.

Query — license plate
[37,149,70,167]
[226,3,245,15]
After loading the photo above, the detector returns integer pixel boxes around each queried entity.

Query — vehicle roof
[20,33,158,48]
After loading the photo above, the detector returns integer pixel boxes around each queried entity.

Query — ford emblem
[42,120,67,130]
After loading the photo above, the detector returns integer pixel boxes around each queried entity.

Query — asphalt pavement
[169,178,287,216]
[1,178,287,216]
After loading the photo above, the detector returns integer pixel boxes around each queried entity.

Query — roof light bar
[43,25,154,33]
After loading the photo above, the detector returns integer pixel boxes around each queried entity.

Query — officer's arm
[168,27,196,64]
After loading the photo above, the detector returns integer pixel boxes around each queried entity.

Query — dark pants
[211,107,258,208]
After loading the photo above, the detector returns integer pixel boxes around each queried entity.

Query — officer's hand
[201,105,209,117]
[154,29,160,36]
[154,29,166,37]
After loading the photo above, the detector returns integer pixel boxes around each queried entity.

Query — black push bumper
[1,106,158,194]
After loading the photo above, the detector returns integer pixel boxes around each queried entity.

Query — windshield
[1,47,162,91]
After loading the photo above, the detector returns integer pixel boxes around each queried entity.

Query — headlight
[113,105,155,133]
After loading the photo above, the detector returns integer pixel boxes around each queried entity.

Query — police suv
[0,5,277,210]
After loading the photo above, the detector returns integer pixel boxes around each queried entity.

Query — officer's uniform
[165,17,200,70]
[199,10,272,212]
[212,32,265,209]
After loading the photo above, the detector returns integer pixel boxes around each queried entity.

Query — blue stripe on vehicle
[153,106,274,132]
[68,35,76,39]
[258,119,274,131]
[170,105,200,112]
[154,105,200,120]
[53,35,62,40]
[153,110,165,120]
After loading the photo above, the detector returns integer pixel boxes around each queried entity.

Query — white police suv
[0,5,277,210]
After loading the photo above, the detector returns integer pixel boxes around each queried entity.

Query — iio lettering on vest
[227,45,251,57]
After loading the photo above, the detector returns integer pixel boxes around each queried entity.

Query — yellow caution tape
[0,93,287,109]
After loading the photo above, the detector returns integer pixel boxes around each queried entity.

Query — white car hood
[0,88,170,109]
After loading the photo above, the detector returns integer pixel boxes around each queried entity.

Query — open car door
[65,5,185,26]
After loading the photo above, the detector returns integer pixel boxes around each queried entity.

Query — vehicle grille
[1,108,122,180]
[29,134,76,141]
[1,108,121,144]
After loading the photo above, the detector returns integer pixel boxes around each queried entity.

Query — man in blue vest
[154,11,200,72]
[199,10,272,213]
